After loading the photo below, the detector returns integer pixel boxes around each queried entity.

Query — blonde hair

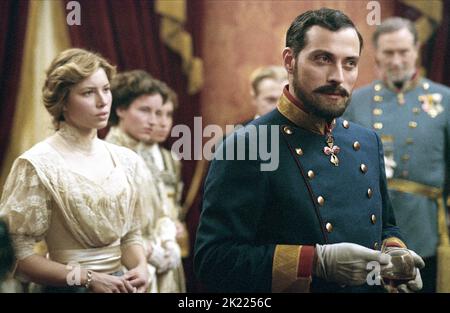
[249,65,287,97]
[42,48,116,129]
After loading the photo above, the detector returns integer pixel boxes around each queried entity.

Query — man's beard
[386,67,415,86]
[292,63,351,122]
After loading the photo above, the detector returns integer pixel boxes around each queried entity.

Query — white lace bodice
[0,138,147,261]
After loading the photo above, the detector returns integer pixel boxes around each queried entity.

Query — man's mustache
[313,85,349,97]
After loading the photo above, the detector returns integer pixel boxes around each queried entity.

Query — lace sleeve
[0,158,51,260]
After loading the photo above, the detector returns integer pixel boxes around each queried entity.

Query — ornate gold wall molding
[155,0,203,94]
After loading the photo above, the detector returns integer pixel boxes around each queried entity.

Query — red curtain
[64,0,204,291]
[0,1,29,170]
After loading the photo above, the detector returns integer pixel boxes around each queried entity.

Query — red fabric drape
[182,0,204,293]
[0,1,29,170]
[64,0,203,291]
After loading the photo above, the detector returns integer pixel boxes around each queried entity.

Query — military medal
[397,92,405,105]
[323,134,340,166]
[419,93,443,118]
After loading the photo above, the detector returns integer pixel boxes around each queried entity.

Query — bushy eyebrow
[345,56,360,63]
[309,49,360,62]
[382,48,410,53]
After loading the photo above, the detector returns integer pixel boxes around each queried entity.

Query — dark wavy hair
[109,70,169,125]
[286,8,364,58]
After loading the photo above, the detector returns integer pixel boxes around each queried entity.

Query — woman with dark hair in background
[106,70,185,293]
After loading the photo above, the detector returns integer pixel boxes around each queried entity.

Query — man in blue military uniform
[344,17,450,293]
[194,9,424,293]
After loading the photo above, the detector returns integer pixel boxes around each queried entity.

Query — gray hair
[372,17,418,47]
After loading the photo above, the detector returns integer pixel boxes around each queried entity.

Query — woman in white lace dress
[0,48,150,293]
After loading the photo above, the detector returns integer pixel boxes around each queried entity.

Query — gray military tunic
[344,78,450,258]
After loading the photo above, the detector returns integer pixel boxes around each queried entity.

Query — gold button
[283,126,293,134]
[360,164,368,173]
[295,148,303,156]
[373,122,383,130]
[402,154,410,161]
[371,214,377,224]
[325,222,333,233]
[353,141,360,151]
[372,108,383,116]
[406,137,414,144]
[380,134,393,143]
[342,120,349,129]
[412,107,420,114]
[423,82,430,90]
[408,121,418,128]
[367,188,373,198]
[307,170,315,179]
[374,84,382,91]
[374,95,383,102]
[374,242,379,250]
[317,196,325,206]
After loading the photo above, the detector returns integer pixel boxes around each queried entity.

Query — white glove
[315,242,391,286]
[382,247,425,293]
[163,240,181,270]
[147,242,171,273]
[384,155,396,179]
[396,269,422,293]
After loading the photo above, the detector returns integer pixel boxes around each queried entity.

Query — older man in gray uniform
[344,17,450,293]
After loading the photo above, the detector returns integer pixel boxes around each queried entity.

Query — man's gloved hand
[315,242,391,286]
[396,269,423,293]
[163,240,181,270]
[382,247,425,293]
[147,242,171,273]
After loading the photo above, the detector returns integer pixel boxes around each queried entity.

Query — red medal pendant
[323,134,340,166]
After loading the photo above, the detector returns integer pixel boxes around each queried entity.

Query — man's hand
[315,242,391,286]
[395,269,423,293]
[382,248,425,293]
